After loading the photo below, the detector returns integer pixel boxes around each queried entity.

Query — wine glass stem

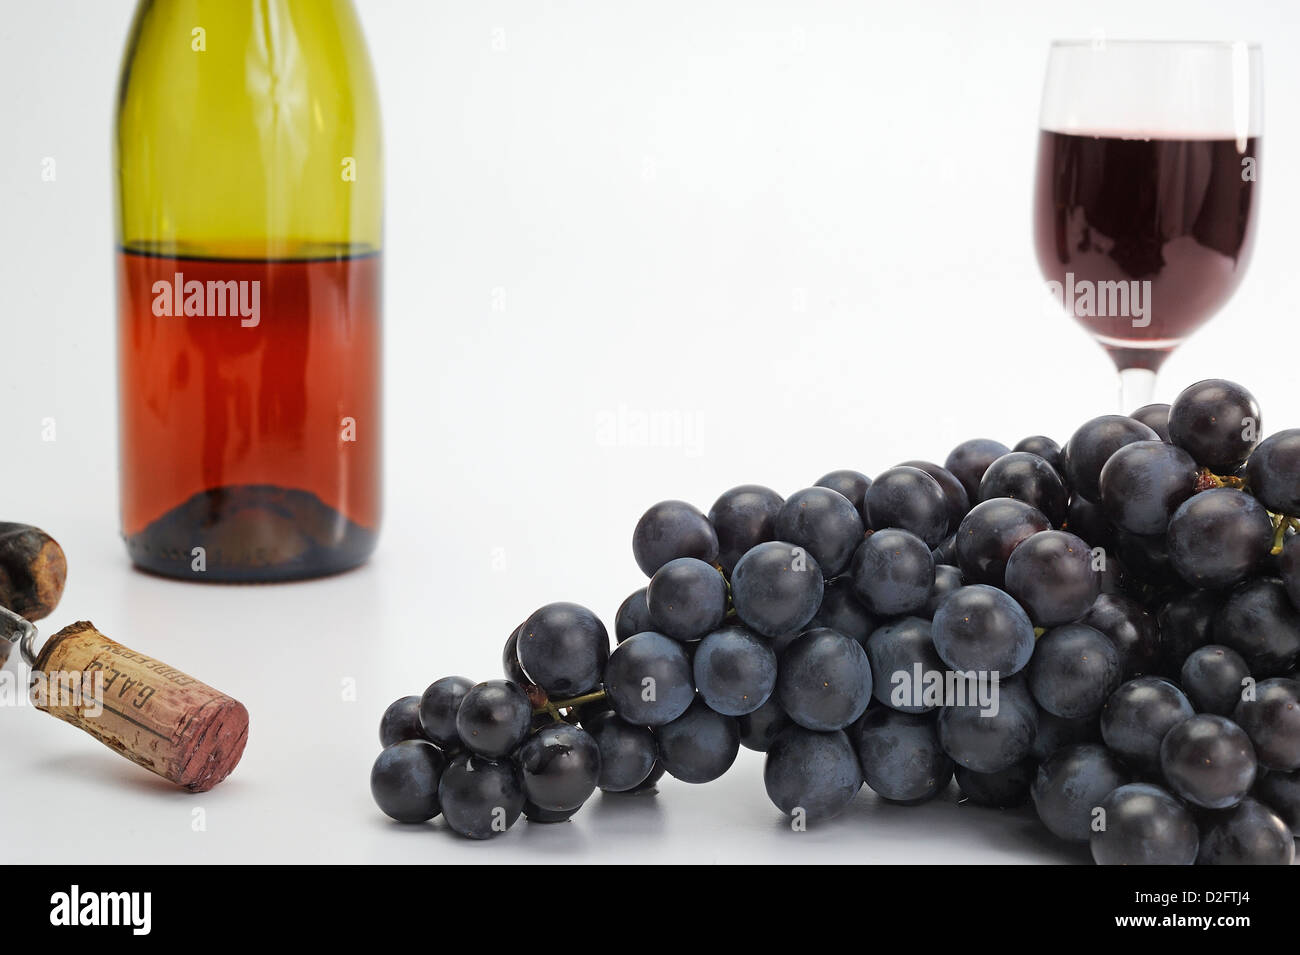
[1117,368,1156,413]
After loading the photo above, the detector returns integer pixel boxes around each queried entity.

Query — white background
[1,0,1297,864]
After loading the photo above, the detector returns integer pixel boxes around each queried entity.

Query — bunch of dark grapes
[371,379,1300,863]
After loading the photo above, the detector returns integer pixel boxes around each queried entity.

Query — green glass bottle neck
[115,0,382,260]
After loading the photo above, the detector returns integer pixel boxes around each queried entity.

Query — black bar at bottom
[5,863,1290,939]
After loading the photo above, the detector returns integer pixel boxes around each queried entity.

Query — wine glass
[1033,40,1262,412]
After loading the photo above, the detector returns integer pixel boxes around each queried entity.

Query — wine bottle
[115,0,383,581]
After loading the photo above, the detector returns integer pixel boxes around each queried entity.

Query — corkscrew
[0,604,40,668]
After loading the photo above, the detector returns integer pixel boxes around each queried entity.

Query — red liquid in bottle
[117,249,382,580]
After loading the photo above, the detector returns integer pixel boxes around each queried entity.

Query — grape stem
[1269,513,1295,556]
[535,688,608,716]
[1197,468,1245,490]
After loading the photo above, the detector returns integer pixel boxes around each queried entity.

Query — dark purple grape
[379,695,427,748]
[864,616,946,713]
[646,557,727,642]
[1112,526,1180,591]
[1078,593,1159,678]
[1063,415,1159,503]
[1099,677,1194,772]
[1096,551,1128,595]
[632,499,718,577]
[776,627,873,731]
[371,740,447,823]
[517,602,610,697]
[455,680,533,757]
[770,629,801,657]
[1167,488,1273,590]
[1030,709,1101,762]
[517,723,601,812]
[955,759,1034,808]
[814,469,871,515]
[931,583,1034,675]
[731,540,824,638]
[1091,783,1198,865]
[854,707,953,803]
[1255,769,1300,836]
[622,760,666,795]
[1032,743,1128,842]
[1273,525,1298,576]
[655,698,740,783]
[945,438,1012,502]
[809,575,877,645]
[863,466,949,547]
[1233,677,1300,771]
[582,711,658,792]
[522,801,578,824]
[418,675,475,750]
[955,497,1050,587]
[937,675,1038,774]
[603,631,694,726]
[1180,645,1251,715]
[775,486,865,577]
[764,726,862,822]
[1097,440,1198,535]
[438,754,525,839]
[897,460,970,534]
[1214,578,1300,677]
[1028,623,1123,719]
[922,563,964,618]
[1246,428,1300,515]
[738,696,794,752]
[571,697,614,730]
[978,452,1068,527]
[1064,495,1114,550]
[1168,378,1261,472]
[692,623,778,716]
[1130,403,1171,442]
[1013,435,1064,474]
[849,528,935,616]
[932,533,958,567]
[1281,535,1300,611]
[1004,529,1099,627]
[1157,590,1224,676]
[708,484,784,574]
[614,587,652,643]
[1197,798,1294,865]
[503,626,536,690]
[1160,714,1257,809]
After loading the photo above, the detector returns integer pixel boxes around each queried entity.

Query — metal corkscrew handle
[0,604,41,667]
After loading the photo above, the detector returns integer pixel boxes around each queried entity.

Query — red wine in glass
[1035,131,1259,372]
[1034,41,1262,410]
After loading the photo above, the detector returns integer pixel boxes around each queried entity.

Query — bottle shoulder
[116,0,382,252]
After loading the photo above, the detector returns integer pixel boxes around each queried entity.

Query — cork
[31,621,248,792]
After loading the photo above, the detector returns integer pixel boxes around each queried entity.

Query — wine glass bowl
[1033,40,1262,411]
